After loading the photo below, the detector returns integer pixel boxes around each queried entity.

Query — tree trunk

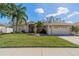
[15,19,18,33]
[12,17,15,33]
[24,19,28,33]
[34,24,37,34]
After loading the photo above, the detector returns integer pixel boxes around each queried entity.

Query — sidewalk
[0,48,79,56]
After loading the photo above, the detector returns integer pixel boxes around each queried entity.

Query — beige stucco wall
[13,25,29,32]
[23,25,29,32]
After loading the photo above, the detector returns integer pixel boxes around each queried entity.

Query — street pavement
[0,48,79,56]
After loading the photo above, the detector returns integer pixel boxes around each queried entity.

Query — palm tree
[74,26,79,35]
[5,4,28,33]
[71,26,79,35]
[0,4,9,18]
[15,4,28,32]
[0,4,17,32]
[35,21,44,33]
[5,4,16,32]
[0,4,28,33]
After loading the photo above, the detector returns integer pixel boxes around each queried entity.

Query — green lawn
[0,33,78,48]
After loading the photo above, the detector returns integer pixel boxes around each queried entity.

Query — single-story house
[13,22,72,35]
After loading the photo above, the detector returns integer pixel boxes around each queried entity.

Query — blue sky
[0,3,79,25]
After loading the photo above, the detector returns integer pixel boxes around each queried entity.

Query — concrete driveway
[59,36,79,45]
[0,48,79,56]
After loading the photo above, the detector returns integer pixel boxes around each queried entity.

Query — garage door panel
[51,28,71,35]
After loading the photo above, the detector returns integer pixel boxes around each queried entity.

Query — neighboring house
[74,22,79,27]
[0,24,13,33]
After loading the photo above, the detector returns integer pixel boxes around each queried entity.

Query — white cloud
[35,8,44,14]
[66,21,73,23]
[57,7,69,15]
[46,14,57,17]
[46,7,69,17]
[67,11,79,18]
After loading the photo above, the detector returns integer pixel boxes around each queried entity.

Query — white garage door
[47,27,71,35]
